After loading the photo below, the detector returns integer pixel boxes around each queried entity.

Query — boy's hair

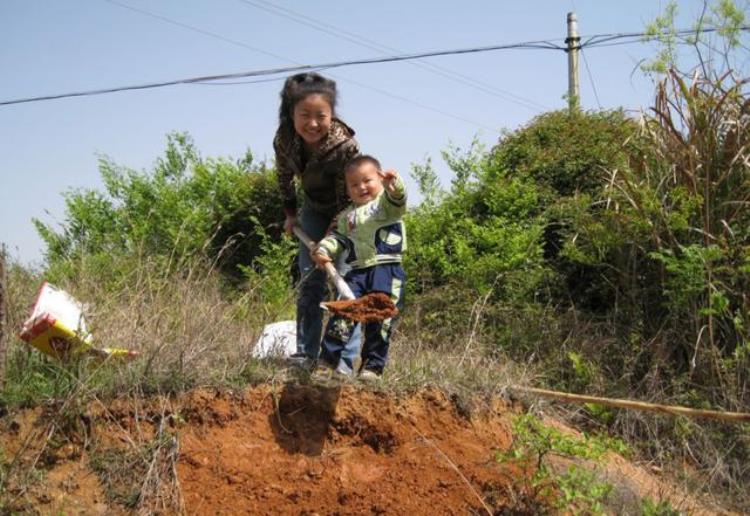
[278,73,338,128]
[345,155,382,174]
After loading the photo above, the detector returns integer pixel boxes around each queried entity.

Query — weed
[89,440,149,509]
[497,414,625,512]
[641,496,681,516]
[555,465,612,515]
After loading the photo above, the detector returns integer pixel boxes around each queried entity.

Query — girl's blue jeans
[296,205,360,373]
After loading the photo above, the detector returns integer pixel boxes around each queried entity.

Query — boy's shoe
[332,368,353,382]
[358,369,382,383]
[311,363,335,383]
[287,352,313,370]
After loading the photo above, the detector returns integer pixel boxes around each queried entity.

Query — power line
[580,48,602,109]
[192,73,500,130]
[192,76,289,86]
[235,0,549,112]
[240,0,547,111]
[101,0,509,131]
[338,79,500,133]
[2,20,747,108]
[103,0,291,63]
[580,25,750,50]
[0,37,566,108]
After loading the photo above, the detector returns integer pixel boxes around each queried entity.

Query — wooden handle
[292,225,355,301]
[292,225,316,252]
[513,386,750,423]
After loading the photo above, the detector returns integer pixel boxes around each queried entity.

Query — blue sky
[0,0,719,265]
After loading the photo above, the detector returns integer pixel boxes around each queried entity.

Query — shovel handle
[292,225,356,301]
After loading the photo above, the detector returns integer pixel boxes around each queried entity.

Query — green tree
[642,0,749,77]
[34,132,285,283]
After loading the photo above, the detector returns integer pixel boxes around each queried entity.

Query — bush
[34,132,285,284]
[405,140,548,298]
[543,71,750,505]
[564,72,750,375]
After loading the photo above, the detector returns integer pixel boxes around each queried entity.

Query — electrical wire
[2,7,747,109]
[580,48,602,109]
[235,0,550,112]
[103,0,291,63]
[192,76,288,86]
[101,0,518,130]
[0,32,566,108]
[580,26,750,50]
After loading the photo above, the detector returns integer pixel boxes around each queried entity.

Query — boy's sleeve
[317,232,345,259]
[317,214,350,259]
[381,174,407,217]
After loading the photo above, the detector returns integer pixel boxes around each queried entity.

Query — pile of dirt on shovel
[0,384,732,514]
[323,292,399,322]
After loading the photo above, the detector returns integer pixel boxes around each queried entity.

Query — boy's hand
[380,168,400,195]
[311,250,332,269]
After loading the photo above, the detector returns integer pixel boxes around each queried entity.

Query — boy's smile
[346,162,383,206]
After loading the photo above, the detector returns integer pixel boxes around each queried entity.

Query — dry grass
[0,256,536,513]
[2,253,748,512]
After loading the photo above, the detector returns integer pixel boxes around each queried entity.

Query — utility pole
[0,244,6,387]
[566,12,580,112]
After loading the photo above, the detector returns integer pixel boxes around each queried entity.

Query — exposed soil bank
[0,384,731,514]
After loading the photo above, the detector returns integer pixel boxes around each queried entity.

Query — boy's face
[346,162,383,205]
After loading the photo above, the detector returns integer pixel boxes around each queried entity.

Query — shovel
[292,225,398,323]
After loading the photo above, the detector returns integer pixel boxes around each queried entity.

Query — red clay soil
[0,405,119,515]
[322,292,399,322]
[176,385,525,515]
[0,386,533,514]
[0,385,733,515]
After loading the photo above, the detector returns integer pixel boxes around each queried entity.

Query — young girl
[273,72,360,368]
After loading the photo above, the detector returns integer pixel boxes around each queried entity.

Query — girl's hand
[311,250,332,269]
[381,168,399,194]
[283,214,298,236]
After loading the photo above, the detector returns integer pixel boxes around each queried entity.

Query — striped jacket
[273,118,360,218]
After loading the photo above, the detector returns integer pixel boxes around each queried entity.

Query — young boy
[311,155,406,381]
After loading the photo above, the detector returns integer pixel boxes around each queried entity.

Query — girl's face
[346,162,383,206]
[292,94,333,147]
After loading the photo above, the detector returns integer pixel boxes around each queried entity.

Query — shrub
[405,140,547,298]
[34,132,285,284]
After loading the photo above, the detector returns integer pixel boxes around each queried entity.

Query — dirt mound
[177,385,519,514]
[0,384,731,514]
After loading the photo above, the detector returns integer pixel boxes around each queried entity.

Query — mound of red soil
[0,385,530,514]
[177,385,521,514]
[0,384,729,514]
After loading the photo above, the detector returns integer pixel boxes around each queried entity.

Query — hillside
[0,383,730,514]
[2,49,748,514]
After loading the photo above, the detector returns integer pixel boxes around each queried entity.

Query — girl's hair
[278,72,338,128]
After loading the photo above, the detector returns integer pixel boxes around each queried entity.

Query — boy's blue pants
[319,263,405,374]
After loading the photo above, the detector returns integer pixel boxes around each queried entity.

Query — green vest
[319,176,407,270]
